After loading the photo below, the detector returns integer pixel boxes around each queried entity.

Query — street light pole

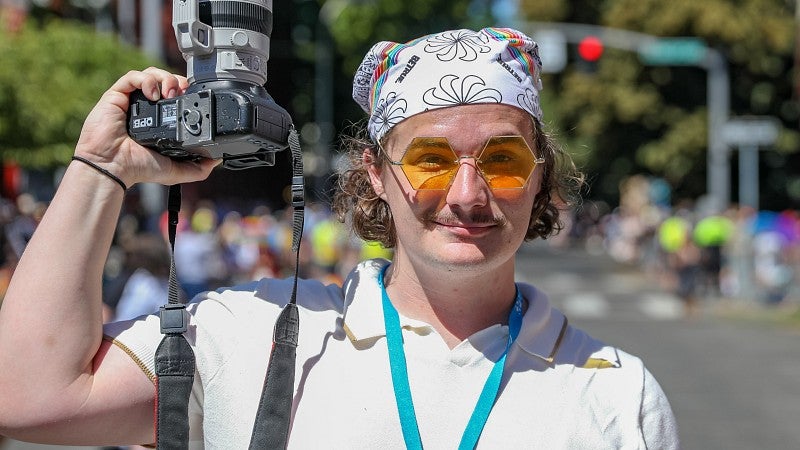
[116,0,136,45]
[705,49,731,211]
[141,0,163,61]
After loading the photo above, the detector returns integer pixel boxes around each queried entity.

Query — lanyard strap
[378,266,523,450]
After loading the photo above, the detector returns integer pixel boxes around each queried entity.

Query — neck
[383,254,518,349]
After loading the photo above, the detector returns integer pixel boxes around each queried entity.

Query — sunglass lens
[478,136,536,189]
[400,138,458,190]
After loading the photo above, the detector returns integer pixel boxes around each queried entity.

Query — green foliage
[0,19,160,168]
[323,0,487,123]
[521,0,800,208]
[329,0,481,70]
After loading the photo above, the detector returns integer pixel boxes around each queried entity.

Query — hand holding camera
[75,67,220,188]
[126,0,294,171]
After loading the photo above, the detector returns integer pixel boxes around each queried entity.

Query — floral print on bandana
[371,92,408,139]
[423,29,492,62]
[423,74,502,108]
[517,89,543,122]
[353,27,544,142]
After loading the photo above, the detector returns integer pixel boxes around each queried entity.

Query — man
[0,27,679,448]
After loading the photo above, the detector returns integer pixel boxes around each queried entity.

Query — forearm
[0,68,216,441]
[0,161,123,405]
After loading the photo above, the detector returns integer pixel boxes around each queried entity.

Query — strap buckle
[160,303,189,334]
[291,175,305,208]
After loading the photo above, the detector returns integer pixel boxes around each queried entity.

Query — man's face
[368,104,542,273]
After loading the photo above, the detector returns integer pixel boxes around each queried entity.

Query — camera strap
[151,129,305,449]
[249,128,304,449]
[155,183,194,449]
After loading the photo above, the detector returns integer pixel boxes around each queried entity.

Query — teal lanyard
[379,266,524,450]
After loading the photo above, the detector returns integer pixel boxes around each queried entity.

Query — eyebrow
[409,137,452,150]
[484,135,526,146]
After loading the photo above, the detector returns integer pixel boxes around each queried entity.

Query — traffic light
[576,35,604,73]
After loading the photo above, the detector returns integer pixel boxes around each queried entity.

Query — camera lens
[199,1,273,37]
[175,0,274,85]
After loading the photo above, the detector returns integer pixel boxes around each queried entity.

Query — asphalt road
[515,241,800,450]
[4,242,799,449]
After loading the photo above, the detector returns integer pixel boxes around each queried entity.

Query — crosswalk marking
[640,293,685,320]
[562,293,610,318]
[559,292,684,320]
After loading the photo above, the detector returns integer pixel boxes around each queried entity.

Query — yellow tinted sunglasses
[383,135,544,190]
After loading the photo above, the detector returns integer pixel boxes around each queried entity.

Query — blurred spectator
[658,212,701,317]
[113,232,174,321]
[1,194,45,304]
[174,204,228,299]
[693,213,735,298]
[749,210,796,305]
[3,193,40,261]
[0,197,17,303]
[309,209,348,286]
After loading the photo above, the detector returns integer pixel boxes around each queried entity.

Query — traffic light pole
[705,50,731,210]
[516,21,731,211]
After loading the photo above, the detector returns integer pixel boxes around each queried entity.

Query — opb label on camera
[132,116,153,129]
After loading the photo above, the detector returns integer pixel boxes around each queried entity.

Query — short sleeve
[640,367,681,449]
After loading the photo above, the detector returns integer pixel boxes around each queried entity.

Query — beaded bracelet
[71,156,127,192]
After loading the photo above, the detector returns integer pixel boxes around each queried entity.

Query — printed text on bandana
[496,55,522,82]
[396,55,421,83]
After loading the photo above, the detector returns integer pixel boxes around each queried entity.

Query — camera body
[126,0,293,170]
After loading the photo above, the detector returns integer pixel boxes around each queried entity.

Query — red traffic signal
[578,36,604,62]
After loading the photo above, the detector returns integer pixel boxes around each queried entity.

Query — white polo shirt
[105,258,679,449]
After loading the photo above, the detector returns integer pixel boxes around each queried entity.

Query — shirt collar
[341,259,570,364]
[341,259,432,344]
[513,283,568,363]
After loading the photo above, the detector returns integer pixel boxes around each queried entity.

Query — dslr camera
[127,0,293,170]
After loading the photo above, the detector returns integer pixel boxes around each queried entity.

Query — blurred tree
[0,18,159,168]
[322,0,489,130]
[520,0,800,209]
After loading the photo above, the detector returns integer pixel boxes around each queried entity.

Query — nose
[445,158,490,209]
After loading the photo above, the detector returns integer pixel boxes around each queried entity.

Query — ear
[364,147,387,200]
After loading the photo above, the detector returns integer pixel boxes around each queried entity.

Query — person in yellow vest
[658,213,701,316]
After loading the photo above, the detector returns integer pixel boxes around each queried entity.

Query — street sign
[721,116,780,147]
[533,29,567,73]
[638,37,707,66]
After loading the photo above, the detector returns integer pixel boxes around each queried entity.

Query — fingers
[142,67,189,100]
[110,67,187,101]
[157,157,223,186]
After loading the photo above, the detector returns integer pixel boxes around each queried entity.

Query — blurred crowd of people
[97,199,394,323]
[3,176,798,321]
[565,175,799,314]
[0,192,393,323]
[0,193,45,305]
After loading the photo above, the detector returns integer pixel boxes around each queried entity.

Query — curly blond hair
[331,119,584,248]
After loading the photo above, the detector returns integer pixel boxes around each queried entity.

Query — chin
[428,244,512,273]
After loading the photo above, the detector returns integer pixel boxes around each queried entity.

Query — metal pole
[92,1,114,32]
[141,0,164,61]
[705,49,730,212]
[314,0,351,197]
[738,145,760,211]
[314,16,333,185]
[116,0,137,45]
[139,0,166,224]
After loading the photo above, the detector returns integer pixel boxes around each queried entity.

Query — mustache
[426,211,508,227]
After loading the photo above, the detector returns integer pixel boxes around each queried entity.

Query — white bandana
[353,27,544,142]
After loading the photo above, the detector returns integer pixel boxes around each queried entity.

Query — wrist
[70,156,128,193]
